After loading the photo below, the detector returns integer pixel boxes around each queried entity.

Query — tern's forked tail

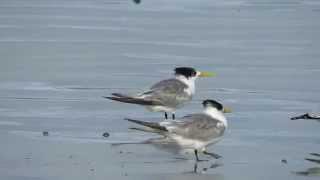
[103,95,162,106]
[125,118,168,132]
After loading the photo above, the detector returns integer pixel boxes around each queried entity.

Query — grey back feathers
[125,113,225,142]
[169,114,225,141]
[141,78,191,108]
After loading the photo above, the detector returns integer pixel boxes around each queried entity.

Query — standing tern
[124,99,231,161]
[104,67,214,120]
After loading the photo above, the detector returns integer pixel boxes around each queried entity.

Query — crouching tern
[124,99,231,161]
[104,67,214,120]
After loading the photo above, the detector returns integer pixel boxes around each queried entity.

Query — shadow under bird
[124,99,231,161]
[104,67,214,120]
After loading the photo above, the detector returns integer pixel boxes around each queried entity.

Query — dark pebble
[42,131,49,136]
[102,132,110,138]
[202,168,208,172]
[281,159,288,164]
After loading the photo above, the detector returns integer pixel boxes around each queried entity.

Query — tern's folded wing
[140,79,191,106]
[166,114,225,141]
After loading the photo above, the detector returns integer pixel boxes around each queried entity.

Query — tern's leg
[172,113,175,120]
[194,149,208,162]
[203,151,222,159]
[165,112,168,119]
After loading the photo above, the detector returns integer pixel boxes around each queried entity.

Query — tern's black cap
[202,99,223,110]
[174,67,197,78]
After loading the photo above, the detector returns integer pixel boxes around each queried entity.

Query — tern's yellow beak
[199,71,216,77]
[223,107,232,113]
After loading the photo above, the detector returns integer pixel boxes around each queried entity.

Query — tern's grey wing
[168,114,225,141]
[150,79,187,91]
[140,79,191,107]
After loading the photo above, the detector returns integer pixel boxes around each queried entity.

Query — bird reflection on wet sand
[112,136,223,174]
[113,137,222,161]
[151,137,223,174]
[190,161,223,174]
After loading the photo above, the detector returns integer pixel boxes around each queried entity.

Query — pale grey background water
[0,0,320,179]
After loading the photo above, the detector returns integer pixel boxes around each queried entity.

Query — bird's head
[202,99,232,113]
[174,67,215,80]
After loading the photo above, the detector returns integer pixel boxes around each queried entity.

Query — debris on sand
[202,167,208,172]
[42,131,49,136]
[291,113,320,120]
[102,132,110,138]
[281,159,288,164]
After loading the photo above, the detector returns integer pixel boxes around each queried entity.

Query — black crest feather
[202,99,223,110]
[174,67,197,78]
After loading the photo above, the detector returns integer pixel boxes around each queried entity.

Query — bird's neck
[175,75,196,94]
[204,107,228,127]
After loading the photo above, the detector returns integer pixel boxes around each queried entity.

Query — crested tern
[104,67,214,120]
[124,99,231,161]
